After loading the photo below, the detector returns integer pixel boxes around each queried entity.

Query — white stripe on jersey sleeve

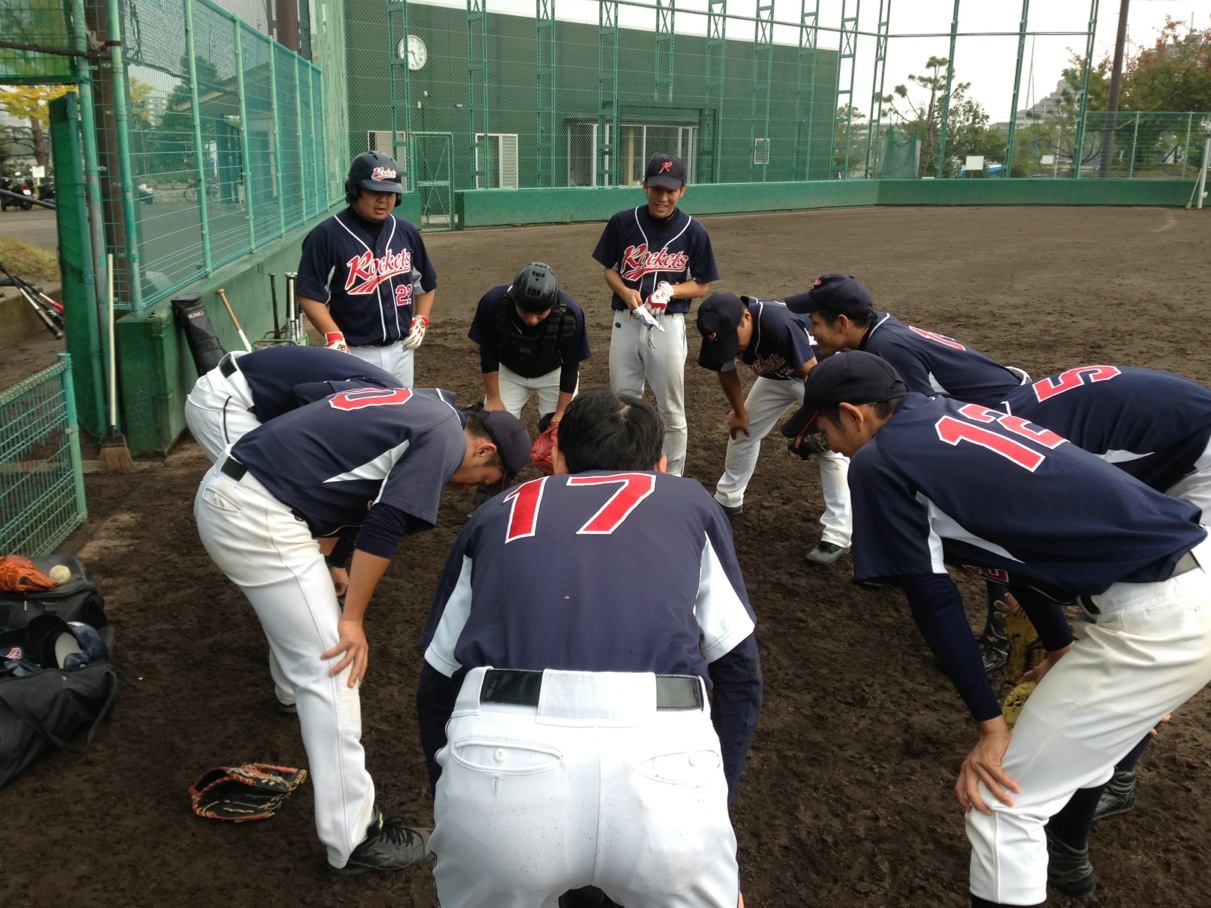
[695,533,756,663]
[424,554,474,676]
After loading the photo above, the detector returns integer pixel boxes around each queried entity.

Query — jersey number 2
[935,403,1064,471]
[503,474,656,542]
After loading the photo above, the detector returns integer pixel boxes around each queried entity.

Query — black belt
[219,455,246,480]
[479,669,703,712]
[1078,550,1200,615]
[219,354,239,379]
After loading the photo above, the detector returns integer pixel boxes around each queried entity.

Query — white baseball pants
[349,342,415,388]
[609,311,688,475]
[431,667,740,908]
[183,351,259,463]
[491,363,572,419]
[966,536,1211,905]
[194,461,377,868]
[713,375,852,548]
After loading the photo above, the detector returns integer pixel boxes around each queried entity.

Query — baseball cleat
[718,503,742,517]
[978,635,1010,674]
[1093,769,1137,821]
[805,541,850,565]
[331,806,433,874]
[1045,829,1095,898]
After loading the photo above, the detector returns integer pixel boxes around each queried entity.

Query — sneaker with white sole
[330,806,433,875]
[1093,769,1137,821]
[805,540,850,565]
[1045,829,1095,898]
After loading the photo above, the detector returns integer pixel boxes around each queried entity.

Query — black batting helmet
[345,151,404,206]
[507,262,560,314]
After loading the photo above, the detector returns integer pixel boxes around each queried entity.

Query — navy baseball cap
[644,153,687,189]
[696,292,746,367]
[478,410,532,481]
[785,274,874,319]
[782,350,907,437]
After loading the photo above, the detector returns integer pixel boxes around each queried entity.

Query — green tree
[833,104,869,177]
[1124,18,1211,113]
[882,57,997,177]
[0,84,71,172]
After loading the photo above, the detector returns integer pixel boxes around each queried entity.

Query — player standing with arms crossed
[695,291,851,562]
[194,389,530,875]
[592,152,719,476]
[787,350,1211,908]
[416,389,760,908]
[468,262,591,426]
[296,152,437,387]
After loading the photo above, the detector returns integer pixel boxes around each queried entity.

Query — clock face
[405,34,426,71]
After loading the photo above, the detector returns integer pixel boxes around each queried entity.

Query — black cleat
[331,806,433,875]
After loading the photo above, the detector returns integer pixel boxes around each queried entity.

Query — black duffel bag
[0,556,117,788]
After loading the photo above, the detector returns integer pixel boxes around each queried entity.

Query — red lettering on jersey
[748,353,792,377]
[326,388,413,410]
[504,478,546,542]
[344,248,413,295]
[1031,365,1122,401]
[958,564,1010,583]
[620,244,690,282]
[908,325,966,351]
[936,403,1066,471]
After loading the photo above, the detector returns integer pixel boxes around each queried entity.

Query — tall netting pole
[1005,0,1031,178]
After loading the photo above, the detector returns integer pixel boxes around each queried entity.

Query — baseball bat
[1,260,62,338]
[269,272,281,339]
[8,268,64,312]
[284,271,299,343]
[217,287,253,352]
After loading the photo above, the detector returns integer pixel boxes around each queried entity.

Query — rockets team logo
[658,161,674,175]
[371,166,398,181]
[748,353,791,377]
[620,244,689,281]
[344,248,413,294]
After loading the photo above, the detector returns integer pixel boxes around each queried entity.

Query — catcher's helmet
[25,615,109,670]
[507,262,560,314]
[345,151,404,206]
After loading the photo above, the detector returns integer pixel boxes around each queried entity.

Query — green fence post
[269,44,287,237]
[184,0,213,271]
[58,353,88,526]
[233,19,256,250]
[1129,112,1139,179]
[1183,112,1193,181]
[106,0,143,310]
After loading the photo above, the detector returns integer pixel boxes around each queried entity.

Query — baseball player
[296,151,437,387]
[592,152,719,476]
[468,262,591,425]
[417,388,761,908]
[184,345,402,462]
[194,390,530,874]
[788,273,1031,664]
[695,291,852,563]
[787,350,1211,907]
[998,364,1211,833]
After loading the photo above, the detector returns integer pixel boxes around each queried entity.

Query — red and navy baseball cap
[478,409,532,482]
[785,274,874,319]
[696,292,746,367]
[644,153,687,189]
[782,350,907,437]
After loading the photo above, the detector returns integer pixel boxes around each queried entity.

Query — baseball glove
[787,430,831,461]
[1001,680,1037,729]
[0,555,57,593]
[189,763,308,822]
[1002,601,1046,682]
[531,420,559,476]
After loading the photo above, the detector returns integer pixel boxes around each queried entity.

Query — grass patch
[0,237,59,284]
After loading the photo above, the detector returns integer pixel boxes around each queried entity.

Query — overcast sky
[424,0,1211,121]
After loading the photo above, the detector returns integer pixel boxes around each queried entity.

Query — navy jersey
[232,345,402,423]
[592,206,719,314]
[849,393,1205,596]
[704,297,818,379]
[295,210,438,346]
[1001,365,1211,493]
[862,312,1023,407]
[421,471,755,679]
[468,284,592,385]
[231,388,465,555]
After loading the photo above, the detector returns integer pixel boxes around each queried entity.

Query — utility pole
[1101,0,1131,178]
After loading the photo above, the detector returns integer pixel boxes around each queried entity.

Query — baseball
[48,564,72,584]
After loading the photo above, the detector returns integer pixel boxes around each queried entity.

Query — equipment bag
[0,626,117,788]
[0,554,109,637]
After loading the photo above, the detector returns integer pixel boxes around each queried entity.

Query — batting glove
[401,314,429,350]
[646,281,674,314]
[325,332,348,353]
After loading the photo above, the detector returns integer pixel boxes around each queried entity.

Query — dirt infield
[5,206,1211,907]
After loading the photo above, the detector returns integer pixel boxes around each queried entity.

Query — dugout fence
[0,355,87,556]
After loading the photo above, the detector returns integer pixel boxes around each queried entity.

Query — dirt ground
[3,206,1211,907]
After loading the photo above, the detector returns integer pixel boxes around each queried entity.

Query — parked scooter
[0,176,35,211]
[137,182,154,205]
